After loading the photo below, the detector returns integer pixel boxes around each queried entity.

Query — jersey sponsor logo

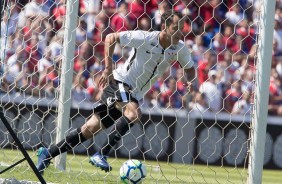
[106,97,117,106]
[122,33,129,40]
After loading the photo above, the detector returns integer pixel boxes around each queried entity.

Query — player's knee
[124,109,142,122]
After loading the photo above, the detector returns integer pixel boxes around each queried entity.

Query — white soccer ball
[119,159,146,184]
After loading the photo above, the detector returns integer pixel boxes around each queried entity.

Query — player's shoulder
[176,40,190,52]
[120,30,159,40]
[136,30,160,40]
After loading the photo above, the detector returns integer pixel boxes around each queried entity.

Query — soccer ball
[119,159,146,184]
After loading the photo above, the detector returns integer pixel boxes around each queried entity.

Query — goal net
[0,0,280,183]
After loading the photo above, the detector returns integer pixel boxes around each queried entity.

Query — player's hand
[98,70,113,88]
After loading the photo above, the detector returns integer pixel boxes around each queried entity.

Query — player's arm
[98,32,120,88]
[184,67,196,93]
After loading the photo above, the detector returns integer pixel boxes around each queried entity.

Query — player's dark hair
[161,10,183,28]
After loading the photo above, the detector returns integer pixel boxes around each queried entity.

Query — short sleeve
[177,45,194,69]
[119,31,147,48]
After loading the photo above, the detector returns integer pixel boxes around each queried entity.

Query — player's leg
[37,112,103,173]
[90,101,141,172]
[100,101,141,156]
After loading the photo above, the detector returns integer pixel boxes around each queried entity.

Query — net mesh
[0,0,281,183]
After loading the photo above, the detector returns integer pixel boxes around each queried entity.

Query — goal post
[248,0,276,183]
[55,0,79,171]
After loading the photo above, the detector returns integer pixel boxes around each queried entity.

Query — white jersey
[113,30,193,100]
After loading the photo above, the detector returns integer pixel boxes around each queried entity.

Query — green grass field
[0,149,281,184]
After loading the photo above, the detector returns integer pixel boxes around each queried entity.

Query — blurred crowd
[1,0,282,116]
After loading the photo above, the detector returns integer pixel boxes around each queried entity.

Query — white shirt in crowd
[232,99,251,114]
[199,71,222,112]
[5,53,21,84]
[225,10,244,25]
[17,0,48,28]
[38,57,52,73]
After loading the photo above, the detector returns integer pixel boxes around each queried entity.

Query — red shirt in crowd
[110,13,131,32]
[128,0,158,27]
[197,59,210,85]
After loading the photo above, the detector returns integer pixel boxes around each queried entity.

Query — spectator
[235,19,256,53]
[199,70,222,112]
[102,0,117,17]
[224,80,243,113]
[152,0,170,30]
[273,19,282,56]
[191,35,206,63]
[110,2,131,32]
[78,41,95,69]
[82,0,100,38]
[198,0,220,30]
[38,48,53,84]
[4,45,28,93]
[197,50,216,85]
[190,92,209,113]
[173,0,194,16]
[76,17,88,45]
[48,31,63,60]
[72,74,88,102]
[160,78,185,109]
[202,24,217,48]
[268,68,282,115]
[222,25,236,55]
[1,2,20,37]
[38,48,53,74]
[17,0,49,28]
[92,12,111,58]
[275,57,282,77]
[211,33,225,57]
[109,2,132,61]
[231,91,252,115]
[52,0,66,31]
[217,51,241,83]
[137,16,152,31]
[23,72,41,96]
[225,4,245,25]
[25,34,43,73]
[127,0,158,29]
[240,67,255,93]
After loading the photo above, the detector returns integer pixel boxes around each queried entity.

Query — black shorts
[101,80,138,105]
[97,80,138,128]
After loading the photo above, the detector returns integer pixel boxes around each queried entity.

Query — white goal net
[0,0,281,183]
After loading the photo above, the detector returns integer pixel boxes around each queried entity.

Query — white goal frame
[248,0,276,183]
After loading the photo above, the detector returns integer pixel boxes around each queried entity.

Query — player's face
[166,15,184,45]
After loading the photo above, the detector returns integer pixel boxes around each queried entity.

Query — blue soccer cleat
[37,147,51,174]
[89,152,112,172]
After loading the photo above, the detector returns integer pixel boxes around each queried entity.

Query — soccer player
[37,10,196,173]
